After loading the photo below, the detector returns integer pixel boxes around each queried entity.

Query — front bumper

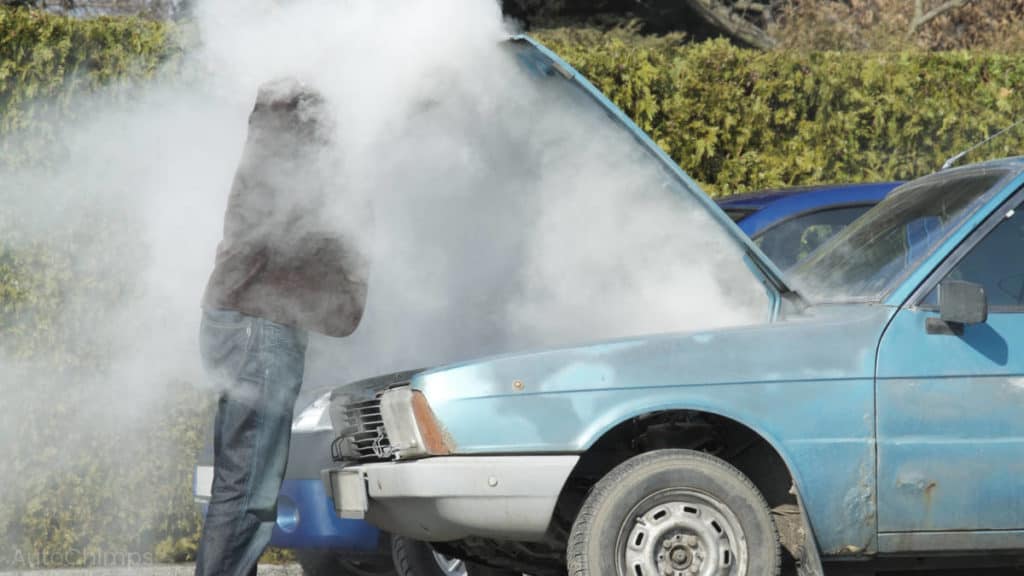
[323,455,579,542]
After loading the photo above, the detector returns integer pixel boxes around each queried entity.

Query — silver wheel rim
[617,488,747,576]
[431,549,468,576]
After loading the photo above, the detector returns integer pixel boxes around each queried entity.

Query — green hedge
[0,7,179,166]
[0,182,211,567]
[3,10,1024,567]
[0,7,203,569]
[536,28,1024,194]
[2,13,1022,190]
[0,229,211,568]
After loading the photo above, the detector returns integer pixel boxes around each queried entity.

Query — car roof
[718,181,904,237]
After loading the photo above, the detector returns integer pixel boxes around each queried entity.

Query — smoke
[0,0,765,566]
[0,76,248,565]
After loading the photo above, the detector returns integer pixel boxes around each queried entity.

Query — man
[195,79,368,576]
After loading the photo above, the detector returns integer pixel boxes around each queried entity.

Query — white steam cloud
[0,0,764,565]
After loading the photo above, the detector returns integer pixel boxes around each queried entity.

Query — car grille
[330,370,421,463]
[346,397,391,460]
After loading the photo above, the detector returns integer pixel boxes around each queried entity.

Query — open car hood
[514,35,794,307]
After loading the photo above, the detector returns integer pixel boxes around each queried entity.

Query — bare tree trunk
[679,0,777,49]
[909,0,973,35]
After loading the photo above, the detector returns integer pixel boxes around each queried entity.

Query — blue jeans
[194,309,308,576]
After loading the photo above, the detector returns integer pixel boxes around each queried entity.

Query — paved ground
[0,565,305,576]
[5,563,1024,575]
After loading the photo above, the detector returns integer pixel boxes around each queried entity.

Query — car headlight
[291,392,333,433]
[380,387,452,459]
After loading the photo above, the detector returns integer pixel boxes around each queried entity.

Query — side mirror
[940,280,988,325]
[927,280,988,335]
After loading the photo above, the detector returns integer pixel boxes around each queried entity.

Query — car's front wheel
[568,449,780,576]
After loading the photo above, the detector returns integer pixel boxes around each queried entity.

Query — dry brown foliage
[776,0,1024,51]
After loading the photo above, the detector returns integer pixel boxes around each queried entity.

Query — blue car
[719,181,901,270]
[193,183,899,576]
[320,34,1024,576]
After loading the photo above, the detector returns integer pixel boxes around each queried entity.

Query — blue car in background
[193,391,396,575]
[719,181,902,270]
[192,180,899,576]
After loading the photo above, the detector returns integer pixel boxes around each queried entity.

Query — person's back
[203,78,368,338]
[195,79,368,576]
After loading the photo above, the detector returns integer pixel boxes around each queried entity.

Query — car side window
[753,205,873,270]
[924,202,1024,311]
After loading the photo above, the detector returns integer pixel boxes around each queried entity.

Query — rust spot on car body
[831,460,877,556]
[923,481,938,516]
[894,474,938,529]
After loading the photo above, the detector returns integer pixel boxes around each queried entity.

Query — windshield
[790,168,1011,303]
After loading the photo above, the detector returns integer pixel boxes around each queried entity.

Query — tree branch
[909,0,973,35]
[680,0,777,50]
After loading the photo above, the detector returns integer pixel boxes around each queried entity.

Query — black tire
[392,536,468,576]
[297,549,397,576]
[568,449,780,576]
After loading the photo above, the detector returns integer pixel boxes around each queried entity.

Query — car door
[875,191,1024,552]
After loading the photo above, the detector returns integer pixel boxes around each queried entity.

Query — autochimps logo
[10,547,156,569]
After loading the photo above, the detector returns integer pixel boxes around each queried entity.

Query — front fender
[415,305,893,557]
[430,380,877,559]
